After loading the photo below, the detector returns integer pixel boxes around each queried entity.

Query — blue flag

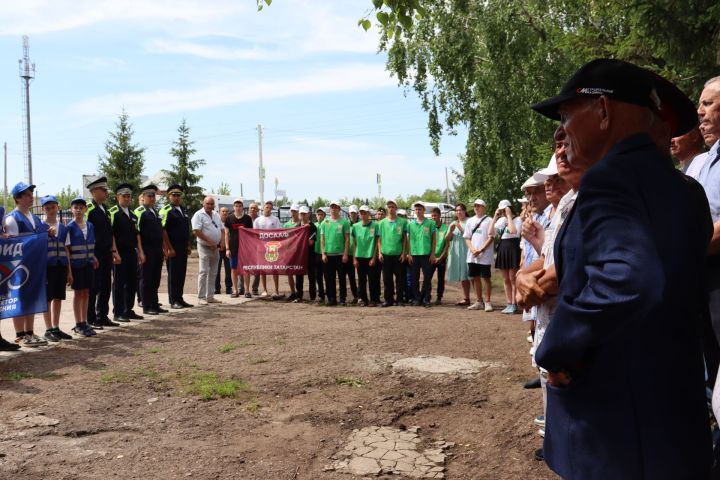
[0,232,47,319]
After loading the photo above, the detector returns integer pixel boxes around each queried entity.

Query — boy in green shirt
[320,201,350,306]
[406,202,436,307]
[312,207,326,304]
[283,204,301,302]
[377,199,407,307]
[351,205,380,306]
[429,207,450,305]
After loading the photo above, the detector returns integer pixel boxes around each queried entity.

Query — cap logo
[576,87,614,95]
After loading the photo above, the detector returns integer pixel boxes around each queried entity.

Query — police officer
[160,184,193,309]
[85,176,121,329]
[109,183,142,323]
[134,184,166,315]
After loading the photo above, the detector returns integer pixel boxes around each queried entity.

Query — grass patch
[186,371,250,401]
[218,343,239,354]
[248,357,270,365]
[3,371,35,381]
[100,367,158,384]
[147,347,162,354]
[335,377,365,388]
[246,397,260,413]
[274,337,286,346]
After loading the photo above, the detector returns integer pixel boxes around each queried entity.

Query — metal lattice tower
[19,35,35,185]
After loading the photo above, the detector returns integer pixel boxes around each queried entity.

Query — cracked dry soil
[0,284,556,479]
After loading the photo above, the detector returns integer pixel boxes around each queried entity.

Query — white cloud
[70,63,397,119]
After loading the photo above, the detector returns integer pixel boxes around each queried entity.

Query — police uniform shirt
[136,207,163,248]
[160,204,190,246]
[110,205,138,252]
[86,200,113,251]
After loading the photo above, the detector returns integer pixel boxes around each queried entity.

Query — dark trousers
[356,257,380,303]
[381,255,403,303]
[314,252,325,299]
[167,244,188,304]
[215,250,232,294]
[342,257,358,300]
[88,249,112,322]
[296,250,317,300]
[142,247,163,311]
[403,262,412,303]
[430,260,447,300]
[112,249,137,316]
[252,274,260,293]
[411,255,432,303]
[323,255,346,302]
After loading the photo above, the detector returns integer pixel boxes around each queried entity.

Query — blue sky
[0,0,467,204]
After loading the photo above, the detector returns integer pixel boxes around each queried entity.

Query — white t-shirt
[3,210,36,236]
[686,151,709,180]
[463,215,493,265]
[253,215,281,230]
[494,216,522,239]
[191,209,223,246]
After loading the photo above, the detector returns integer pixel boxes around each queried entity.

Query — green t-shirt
[351,221,378,259]
[378,217,407,255]
[407,218,436,256]
[313,219,324,254]
[320,217,350,254]
[434,222,449,257]
[283,220,301,229]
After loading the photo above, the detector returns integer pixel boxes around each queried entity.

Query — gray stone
[365,448,388,459]
[381,450,405,461]
[395,461,414,472]
[398,449,420,458]
[348,457,381,476]
[395,440,416,450]
[373,440,395,450]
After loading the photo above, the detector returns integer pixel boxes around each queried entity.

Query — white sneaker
[207,297,222,304]
[538,428,545,438]
[260,291,269,297]
[484,302,493,312]
[197,299,208,306]
[467,301,483,310]
[526,334,533,344]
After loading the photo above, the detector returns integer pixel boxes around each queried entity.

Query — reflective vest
[9,209,43,234]
[67,220,96,267]
[45,221,69,266]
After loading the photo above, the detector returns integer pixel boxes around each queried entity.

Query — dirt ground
[0,258,557,479]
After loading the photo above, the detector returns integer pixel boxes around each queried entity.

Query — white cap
[498,199,512,209]
[316,207,326,214]
[521,175,545,190]
[473,199,486,206]
[330,200,341,207]
[412,201,425,209]
[386,199,398,206]
[397,209,407,216]
[299,206,310,214]
[290,204,300,211]
[517,198,529,204]
[359,205,370,212]
[233,198,244,205]
[349,204,358,213]
[536,153,558,177]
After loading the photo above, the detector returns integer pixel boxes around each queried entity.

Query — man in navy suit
[529,59,713,479]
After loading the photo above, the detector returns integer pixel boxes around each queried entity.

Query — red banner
[236,226,310,274]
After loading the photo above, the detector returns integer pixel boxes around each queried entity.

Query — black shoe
[226,290,233,295]
[381,301,393,308]
[143,309,160,315]
[214,290,220,295]
[156,307,169,314]
[411,301,420,307]
[327,299,338,306]
[435,298,442,306]
[534,448,544,462]
[339,299,347,306]
[99,318,120,327]
[55,329,73,340]
[114,315,131,323]
[0,337,21,351]
[126,311,144,320]
[252,290,259,295]
[87,321,104,330]
[171,302,185,309]
[286,293,298,302]
[238,288,245,295]
[180,301,194,308]
[349,298,359,305]
[44,330,62,342]
[244,292,252,299]
[423,302,432,308]
[524,377,542,389]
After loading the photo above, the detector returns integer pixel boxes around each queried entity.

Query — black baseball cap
[531,58,697,137]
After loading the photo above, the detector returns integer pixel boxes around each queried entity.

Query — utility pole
[377,173,382,197]
[444,167,451,204]
[19,35,35,186]
[3,142,7,207]
[257,124,265,204]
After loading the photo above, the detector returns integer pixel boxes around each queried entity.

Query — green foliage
[212,182,231,196]
[365,0,720,208]
[187,371,250,401]
[335,376,365,387]
[162,118,206,215]
[311,196,331,208]
[98,109,146,205]
[255,0,272,11]
[54,185,79,209]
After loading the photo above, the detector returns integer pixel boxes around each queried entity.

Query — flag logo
[264,241,281,262]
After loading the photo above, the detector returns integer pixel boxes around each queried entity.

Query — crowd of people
[2,56,720,478]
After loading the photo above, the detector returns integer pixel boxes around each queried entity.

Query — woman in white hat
[491,200,522,314]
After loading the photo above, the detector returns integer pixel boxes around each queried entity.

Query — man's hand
[429,254,435,264]
[166,247,176,258]
[353,258,359,268]
[112,251,121,264]
[342,254,348,264]
[522,218,545,253]
[322,253,328,264]
[515,269,547,309]
[369,258,376,267]
[139,252,146,265]
[378,253,384,263]
[547,371,571,387]
[48,226,56,237]
[407,254,413,265]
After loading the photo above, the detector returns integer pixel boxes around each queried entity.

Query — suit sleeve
[536,165,664,372]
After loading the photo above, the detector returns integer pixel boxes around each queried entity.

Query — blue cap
[70,196,87,206]
[41,195,58,206]
[11,182,35,198]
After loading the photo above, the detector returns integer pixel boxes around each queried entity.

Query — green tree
[311,196,330,208]
[162,119,206,215]
[98,109,145,205]
[213,182,231,196]
[55,185,79,209]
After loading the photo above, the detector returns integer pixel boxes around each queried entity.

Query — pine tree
[162,118,206,215]
[97,109,145,205]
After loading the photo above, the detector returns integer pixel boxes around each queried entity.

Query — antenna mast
[19,35,35,185]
